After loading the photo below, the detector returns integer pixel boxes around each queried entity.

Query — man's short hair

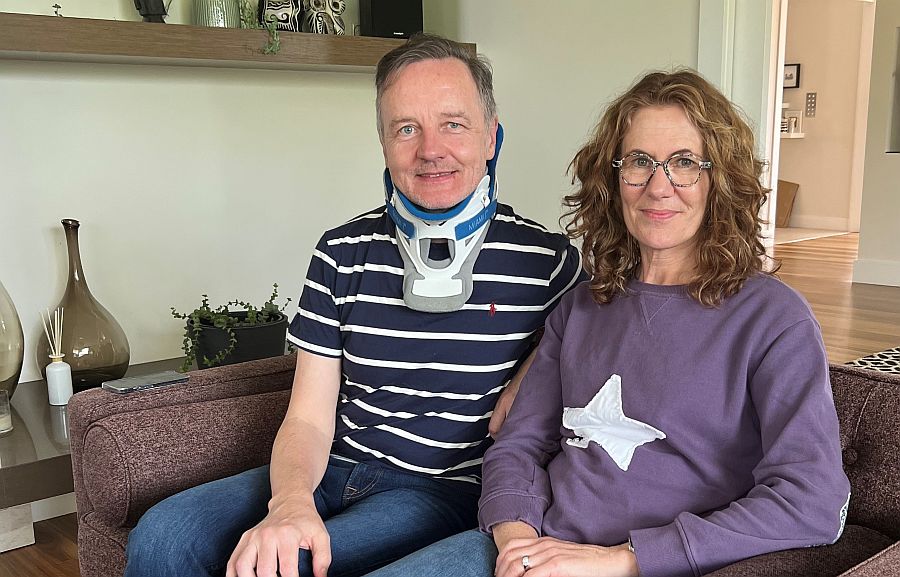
[375,33,496,137]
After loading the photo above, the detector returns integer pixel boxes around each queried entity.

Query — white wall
[0,2,374,382]
[423,0,700,225]
[1,63,383,381]
[777,0,866,231]
[698,0,780,245]
[1,1,702,383]
[854,0,900,286]
[731,0,777,154]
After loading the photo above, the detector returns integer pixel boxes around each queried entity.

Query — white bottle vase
[47,355,74,406]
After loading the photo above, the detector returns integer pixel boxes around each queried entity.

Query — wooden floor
[0,513,79,577]
[772,233,900,364]
[2,233,899,577]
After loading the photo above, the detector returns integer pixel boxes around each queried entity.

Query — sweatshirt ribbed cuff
[630,521,697,577]
[478,492,546,535]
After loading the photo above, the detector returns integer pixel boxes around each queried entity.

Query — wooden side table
[0,379,71,551]
[0,358,182,551]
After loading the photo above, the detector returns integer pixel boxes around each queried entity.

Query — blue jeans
[362,529,497,577]
[124,457,480,577]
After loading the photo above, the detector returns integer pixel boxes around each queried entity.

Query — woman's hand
[495,535,638,577]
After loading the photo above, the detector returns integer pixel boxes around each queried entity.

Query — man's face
[379,58,498,211]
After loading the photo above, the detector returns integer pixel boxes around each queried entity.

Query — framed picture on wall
[783,63,801,89]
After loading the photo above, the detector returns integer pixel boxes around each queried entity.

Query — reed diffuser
[42,307,73,405]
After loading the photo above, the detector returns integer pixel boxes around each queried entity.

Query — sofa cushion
[81,389,290,527]
[829,364,900,541]
[704,524,893,577]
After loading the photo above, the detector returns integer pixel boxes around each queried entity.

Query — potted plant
[171,283,291,371]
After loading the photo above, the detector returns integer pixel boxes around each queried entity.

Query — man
[124,34,583,577]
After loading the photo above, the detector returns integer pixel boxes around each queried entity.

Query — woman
[363,69,850,577]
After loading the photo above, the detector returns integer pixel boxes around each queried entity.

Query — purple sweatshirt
[478,276,851,577]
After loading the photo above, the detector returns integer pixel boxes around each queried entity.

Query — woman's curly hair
[563,69,772,306]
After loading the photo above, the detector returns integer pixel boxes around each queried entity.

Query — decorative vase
[0,279,25,399]
[192,0,241,28]
[37,219,130,391]
[301,0,346,34]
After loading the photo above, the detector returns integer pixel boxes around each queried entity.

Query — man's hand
[226,495,331,577]
[489,349,537,437]
[495,535,637,577]
[229,351,340,576]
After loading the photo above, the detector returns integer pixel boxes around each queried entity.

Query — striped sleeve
[288,234,343,358]
[547,241,587,312]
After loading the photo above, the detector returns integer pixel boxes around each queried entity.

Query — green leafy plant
[171,283,292,371]
[236,0,281,54]
[262,17,281,55]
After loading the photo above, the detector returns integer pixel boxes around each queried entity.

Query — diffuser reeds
[41,307,64,358]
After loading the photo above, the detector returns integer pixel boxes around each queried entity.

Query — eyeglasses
[612,152,712,187]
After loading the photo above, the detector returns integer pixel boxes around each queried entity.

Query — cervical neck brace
[384,125,503,313]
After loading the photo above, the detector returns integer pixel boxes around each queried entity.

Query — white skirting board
[785,215,848,231]
[853,258,900,287]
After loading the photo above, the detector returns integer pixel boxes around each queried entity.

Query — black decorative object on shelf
[302,0,345,35]
[259,0,302,31]
[359,0,422,39]
[134,0,168,23]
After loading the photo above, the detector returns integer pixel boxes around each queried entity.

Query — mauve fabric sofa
[68,356,900,577]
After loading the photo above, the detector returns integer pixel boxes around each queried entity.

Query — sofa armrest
[83,388,290,527]
[69,354,296,529]
[839,540,900,576]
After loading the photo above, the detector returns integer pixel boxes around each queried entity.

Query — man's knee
[125,496,221,576]
[126,504,193,564]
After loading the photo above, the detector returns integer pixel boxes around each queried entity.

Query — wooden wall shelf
[0,13,473,72]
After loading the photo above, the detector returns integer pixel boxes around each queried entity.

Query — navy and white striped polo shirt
[288,203,584,483]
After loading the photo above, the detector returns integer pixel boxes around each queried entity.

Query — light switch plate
[805,92,817,117]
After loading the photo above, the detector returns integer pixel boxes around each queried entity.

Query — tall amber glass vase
[37,219,130,390]
[0,279,25,398]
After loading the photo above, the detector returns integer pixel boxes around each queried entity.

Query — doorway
[771,0,876,245]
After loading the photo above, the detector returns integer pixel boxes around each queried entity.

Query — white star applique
[562,374,666,471]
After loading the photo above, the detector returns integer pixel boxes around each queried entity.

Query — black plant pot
[189,311,288,369]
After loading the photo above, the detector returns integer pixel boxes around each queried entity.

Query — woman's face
[618,105,710,265]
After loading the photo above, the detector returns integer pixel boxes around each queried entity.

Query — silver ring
[522,555,531,571]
